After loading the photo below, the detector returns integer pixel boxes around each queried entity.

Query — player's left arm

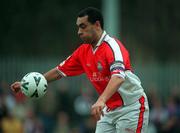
[98,75,124,103]
[91,76,124,121]
[91,39,126,121]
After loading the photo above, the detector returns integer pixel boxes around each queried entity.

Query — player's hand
[11,81,21,93]
[91,98,105,121]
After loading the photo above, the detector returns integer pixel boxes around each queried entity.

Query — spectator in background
[162,89,180,133]
[0,80,23,133]
[149,96,168,133]
[53,111,70,133]
[1,110,23,133]
[0,96,8,133]
[24,109,44,133]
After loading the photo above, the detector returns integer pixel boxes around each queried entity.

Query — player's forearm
[98,76,124,103]
[43,68,62,83]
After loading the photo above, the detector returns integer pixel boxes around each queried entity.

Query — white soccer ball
[20,72,48,98]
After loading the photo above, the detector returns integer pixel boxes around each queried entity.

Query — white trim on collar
[96,31,107,47]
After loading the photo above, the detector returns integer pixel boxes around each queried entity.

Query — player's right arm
[11,68,61,93]
[11,46,84,93]
[43,68,62,83]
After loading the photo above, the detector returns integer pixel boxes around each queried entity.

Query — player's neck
[91,30,103,48]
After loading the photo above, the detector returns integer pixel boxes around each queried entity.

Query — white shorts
[95,94,149,133]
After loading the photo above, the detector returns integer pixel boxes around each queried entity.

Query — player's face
[76,16,98,44]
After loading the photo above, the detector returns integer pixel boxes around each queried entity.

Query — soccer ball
[21,72,48,98]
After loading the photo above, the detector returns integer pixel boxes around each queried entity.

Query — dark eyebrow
[77,23,86,28]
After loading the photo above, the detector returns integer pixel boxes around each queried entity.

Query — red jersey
[57,31,143,110]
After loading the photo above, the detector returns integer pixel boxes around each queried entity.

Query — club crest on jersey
[97,61,103,71]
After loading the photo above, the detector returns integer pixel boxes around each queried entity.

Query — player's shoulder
[103,35,118,47]
[75,43,91,53]
[103,34,124,47]
[103,34,112,43]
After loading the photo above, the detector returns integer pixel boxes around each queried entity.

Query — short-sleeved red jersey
[57,31,142,110]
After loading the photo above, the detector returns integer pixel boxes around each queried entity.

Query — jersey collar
[96,31,107,47]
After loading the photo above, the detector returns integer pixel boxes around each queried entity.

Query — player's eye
[79,24,87,29]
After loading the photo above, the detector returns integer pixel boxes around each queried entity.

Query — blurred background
[0,0,180,133]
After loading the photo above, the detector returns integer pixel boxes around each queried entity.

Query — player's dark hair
[78,7,104,29]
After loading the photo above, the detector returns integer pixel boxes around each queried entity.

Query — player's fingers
[91,103,105,121]
[91,109,96,120]
[95,106,102,120]
[91,107,99,120]
[99,106,105,118]
[101,109,104,116]
[11,82,21,93]
[10,83,16,91]
[93,111,99,121]
[96,106,104,117]
[14,87,21,93]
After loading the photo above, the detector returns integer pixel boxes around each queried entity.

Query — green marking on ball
[21,82,29,90]
[33,76,41,86]
[31,89,39,98]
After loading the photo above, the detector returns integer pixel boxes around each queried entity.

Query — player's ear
[95,21,101,28]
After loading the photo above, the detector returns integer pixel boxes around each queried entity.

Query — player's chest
[81,47,110,75]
